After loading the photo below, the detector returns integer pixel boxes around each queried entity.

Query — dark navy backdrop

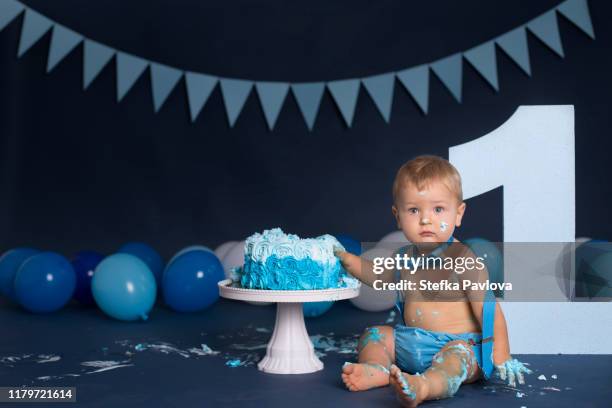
[0,0,609,258]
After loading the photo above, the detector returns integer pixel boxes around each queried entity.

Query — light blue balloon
[0,248,40,301]
[163,250,224,312]
[168,245,213,266]
[14,252,76,313]
[118,242,164,285]
[92,253,157,321]
[463,238,504,295]
[304,301,334,318]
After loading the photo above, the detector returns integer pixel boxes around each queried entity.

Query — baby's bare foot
[341,362,390,391]
[389,364,429,407]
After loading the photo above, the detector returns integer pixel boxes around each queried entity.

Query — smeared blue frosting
[237,228,358,290]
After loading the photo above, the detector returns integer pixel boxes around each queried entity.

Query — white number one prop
[449,105,575,301]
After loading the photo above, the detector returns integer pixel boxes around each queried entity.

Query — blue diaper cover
[394,324,483,374]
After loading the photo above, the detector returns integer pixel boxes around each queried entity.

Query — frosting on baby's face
[392,180,465,246]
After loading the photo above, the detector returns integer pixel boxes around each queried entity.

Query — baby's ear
[391,205,400,227]
[455,202,466,227]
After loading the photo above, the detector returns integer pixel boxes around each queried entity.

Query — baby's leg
[341,325,395,391]
[389,340,480,407]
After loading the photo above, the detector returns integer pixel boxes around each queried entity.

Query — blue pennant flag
[430,53,463,103]
[557,0,595,39]
[464,41,499,91]
[220,78,253,127]
[17,8,52,58]
[116,52,149,102]
[495,27,531,76]
[396,64,429,114]
[150,63,183,112]
[527,10,564,57]
[47,24,83,72]
[291,82,324,131]
[185,72,218,122]
[256,82,290,130]
[362,73,395,123]
[327,79,360,127]
[83,39,115,89]
[0,0,24,32]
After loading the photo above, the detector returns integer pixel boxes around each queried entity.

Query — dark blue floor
[1,296,610,407]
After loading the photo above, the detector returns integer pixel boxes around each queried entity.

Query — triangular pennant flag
[83,39,115,89]
[464,41,499,91]
[527,10,564,57]
[0,0,24,32]
[116,52,149,101]
[396,64,429,114]
[327,79,360,127]
[47,24,83,72]
[17,8,52,57]
[495,27,531,76]
[557,0,595,39]
[430,53,463,102]
[185,72,218,122]
[291,83,325,131]
[219,78,253,127]
[362,73,395,123]
[150,63,183,112]
[255,82,290,130]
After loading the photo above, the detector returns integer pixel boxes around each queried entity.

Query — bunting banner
[0,0,596,130]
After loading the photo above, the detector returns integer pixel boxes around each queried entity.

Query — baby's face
[392,180,466,246]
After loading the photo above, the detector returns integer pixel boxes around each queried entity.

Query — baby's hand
[333,249,360,275]
[495,358,532,387]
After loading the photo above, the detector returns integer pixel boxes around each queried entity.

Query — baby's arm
[334,250,395,287]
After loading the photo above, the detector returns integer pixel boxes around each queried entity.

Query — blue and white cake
[236,228,357,290]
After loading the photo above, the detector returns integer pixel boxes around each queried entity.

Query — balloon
[0,248,39,301]
[335,234,362,256]
[71,250,104,306]
[14,252,76,313]
[304,301,334,317]
[575,239,608,297]
[214,241,238,261]
[378,231,410,252]
[221,241,245,280]
[92,253,157,321]
[590,250,612,297]
[163,250,225,312]
[118,242,164,284]
[463,238,504,295]
[168,245,213,266]
[349,246,396,312]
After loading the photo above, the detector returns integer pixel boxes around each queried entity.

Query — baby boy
[336,155,531,406]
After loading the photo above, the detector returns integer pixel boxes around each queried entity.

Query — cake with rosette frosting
[235,228,358,290]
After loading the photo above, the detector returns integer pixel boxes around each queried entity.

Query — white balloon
[168,245,213,266]
[222,241,270,306]
[349,246,397,312]
[215,241,238,261]
[378,231,410,252]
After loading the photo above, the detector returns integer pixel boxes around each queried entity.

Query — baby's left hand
[495,358,532,387]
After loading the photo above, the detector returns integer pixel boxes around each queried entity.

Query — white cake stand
[218,278,361,374]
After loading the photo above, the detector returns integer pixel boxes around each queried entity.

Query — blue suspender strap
[481,289,496,380]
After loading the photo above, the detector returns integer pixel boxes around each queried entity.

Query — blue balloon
[575,240,609,297]
[590,251,612,297]
[92,253,157,321]
[168,245,213,267]
[71,250,105,306]
[463,238,504,295]
[0,248,40,301]
[118,242,164,284]
[163,250,224,312]
[335,234,362,256]
[304,301,334,318]
[14,252,76,313]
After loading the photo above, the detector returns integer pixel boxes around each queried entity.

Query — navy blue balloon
[335,234,362,256]
[0,248,40,301]
[162,250,224,312]
[304,301,334,318]
[71,250,105,306]
[118,242,164,284]
[14,252,76,313]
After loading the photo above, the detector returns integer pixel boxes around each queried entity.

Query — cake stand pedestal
[218,279,360,374]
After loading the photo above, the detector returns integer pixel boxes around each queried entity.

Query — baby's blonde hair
[392,155,463,204]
